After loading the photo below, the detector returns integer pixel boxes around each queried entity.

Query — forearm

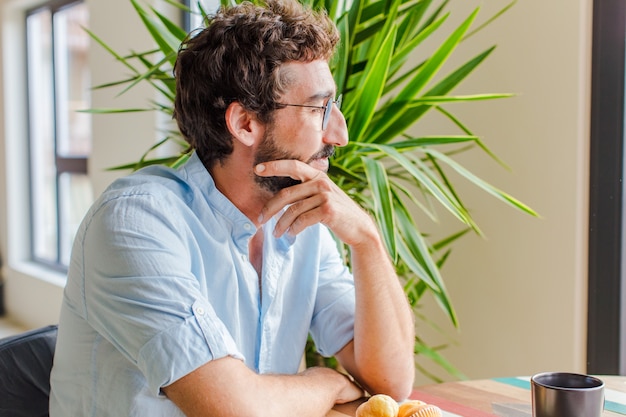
[164,358,361,417]
[346,226,416,399]
[254,163,415,399]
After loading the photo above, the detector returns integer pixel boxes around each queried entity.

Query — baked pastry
[397,400,442,417]
[355,394,399,417]
[397,400,426,417]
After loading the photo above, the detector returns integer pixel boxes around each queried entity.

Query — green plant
[86,0,537,381]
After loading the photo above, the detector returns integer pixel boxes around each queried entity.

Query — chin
[257,176,302,193]
[309,158,329,172]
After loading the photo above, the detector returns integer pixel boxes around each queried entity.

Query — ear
[225,102,263,147]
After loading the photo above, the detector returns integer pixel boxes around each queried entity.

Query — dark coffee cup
[531,372,604,417]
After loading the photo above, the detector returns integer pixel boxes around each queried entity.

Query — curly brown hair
[172,0,339,168]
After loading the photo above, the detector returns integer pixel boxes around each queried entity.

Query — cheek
[275,116,323,155]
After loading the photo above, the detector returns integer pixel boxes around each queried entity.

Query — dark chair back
[0,325,58,417]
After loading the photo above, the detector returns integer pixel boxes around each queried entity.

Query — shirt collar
[181,152,295,253]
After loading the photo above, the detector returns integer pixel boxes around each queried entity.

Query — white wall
[0,0,593,384]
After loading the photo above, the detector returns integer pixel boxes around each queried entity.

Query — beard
[254,129,335,194]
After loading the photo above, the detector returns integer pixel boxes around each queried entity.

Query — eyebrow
[303,90,335,104]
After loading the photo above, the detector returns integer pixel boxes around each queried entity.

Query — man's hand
[301,367,365,404]
[255,160,376,246]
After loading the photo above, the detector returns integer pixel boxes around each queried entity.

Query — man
[49,1,415,416]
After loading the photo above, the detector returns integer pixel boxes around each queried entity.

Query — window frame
[587,0,626,374]
[25,0,90,272]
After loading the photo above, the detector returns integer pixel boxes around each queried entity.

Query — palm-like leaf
[87,0,535,380]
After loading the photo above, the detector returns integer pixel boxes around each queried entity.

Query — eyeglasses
[276,95,343,131]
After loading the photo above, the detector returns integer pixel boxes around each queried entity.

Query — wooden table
[327,375,626,417]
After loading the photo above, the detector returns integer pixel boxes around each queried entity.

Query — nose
[323,104,348,147]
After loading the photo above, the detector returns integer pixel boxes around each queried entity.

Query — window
[26,0,92,270]
[183,0,219,32]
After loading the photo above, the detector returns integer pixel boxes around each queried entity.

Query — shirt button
[195,306,205,316]
[243,223,252,231]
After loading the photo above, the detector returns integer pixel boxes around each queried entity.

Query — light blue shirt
[49,152,356,416]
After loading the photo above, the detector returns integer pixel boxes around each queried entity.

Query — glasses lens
[322,95,342,131]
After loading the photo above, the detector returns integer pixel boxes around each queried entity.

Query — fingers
[272,193,330,237]
[255,160,320,183]
[260,177,335,236]
[255,159,371,242]
[256,159,330,228]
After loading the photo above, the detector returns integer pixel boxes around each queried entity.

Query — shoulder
[98,153,212,209]
[105,165,194,203]
[81,164,207,236]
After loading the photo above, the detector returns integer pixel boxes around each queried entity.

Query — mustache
[306,145,335,163]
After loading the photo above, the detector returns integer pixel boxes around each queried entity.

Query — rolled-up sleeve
[138,299,243,394]
[81,190,243,395]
